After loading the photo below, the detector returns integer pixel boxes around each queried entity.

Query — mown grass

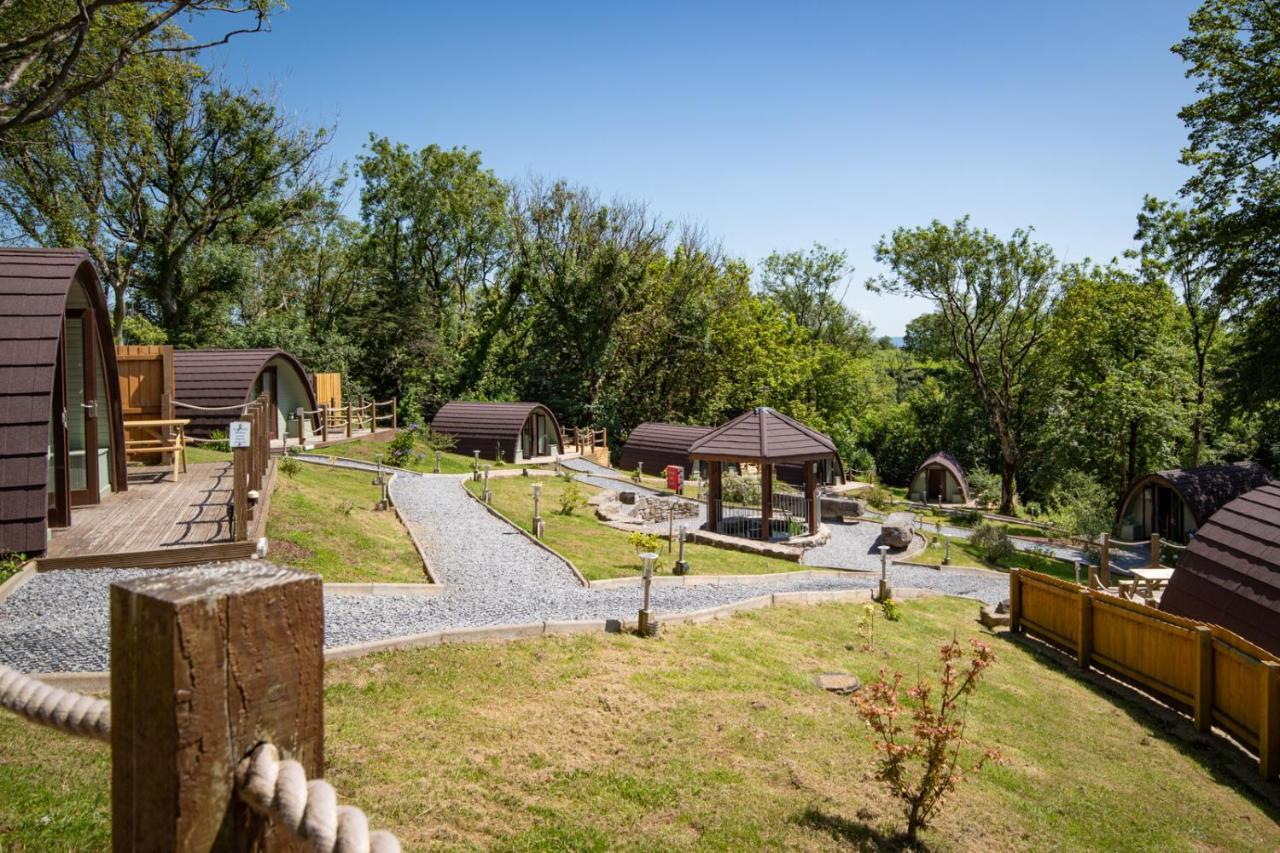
[4,598,1276,850]
[465,474,806,580]
[310,434,476,474]
[266,461,427,583]
[913,536,1080,583]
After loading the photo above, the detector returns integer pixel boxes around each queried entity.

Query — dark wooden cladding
[618,422,712,475]
[689,406,839,465]
[910,451,971,503]
[0,247,127,555]
[430,401,561,461]
[1161,482,1280,657]
[173,348,317,437]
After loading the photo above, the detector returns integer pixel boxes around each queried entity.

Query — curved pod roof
[0,248,127,554]
[689,407,838,465]
[1118,462,1272,530]
[619,422,713,473]
[430,401,562,461]
[910,451,971,503]
[173,348,318,437]
[1160,481,1280,656]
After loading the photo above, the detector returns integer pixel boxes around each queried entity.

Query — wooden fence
[231,394,273,541]
[316,397,397,443]
[314,371,343,412]
[116,345,175,464]
[1009,568,1280,778]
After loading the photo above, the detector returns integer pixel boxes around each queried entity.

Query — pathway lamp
[472,450,481,481]
[532,482,544,539]
[674,526,690,575]
[434,450,442,474]
[943,537,951,566]
[638,551,659,636]
[483,465,492,504]
[877,544,891,602]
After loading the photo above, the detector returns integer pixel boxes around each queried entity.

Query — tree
[758,244,872,355]
[1135,197,1223,466]
[870,219,1057,513]
[1173,0,1280,402]
[0,0,275,137]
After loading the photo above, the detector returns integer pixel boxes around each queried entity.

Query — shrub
[881,597,902,621]
[0,552,26,584]
[557,480,585,515]
[386,429,417,467]
[967,467,1001,508]
[1046,470,1113,540]
[853,638,1001,842]
[862,483,895,511]
[279,457,301,478]
[721,472,762,504]
[971,522,1015,563]
[951,508,984,527]
[207,428,230,453]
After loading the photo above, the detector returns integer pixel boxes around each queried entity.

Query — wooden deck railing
[231,394,272,541]
[1009,568,1280,779]
[316,396,397,443]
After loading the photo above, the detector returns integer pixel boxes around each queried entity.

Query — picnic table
[1129,567,1175,598]
[124,418,190,481]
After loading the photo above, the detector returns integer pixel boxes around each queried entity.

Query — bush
[386,429,417,467]
[967,467,1001,508]
[1047,470,1113,540]
[721,472,762,504]
[862,483,895,511]
[207,428,230,453]
[557,480,585,515]
[971,522,1015,563]
[279,457,301,478]
[853,638,1001,842]
[627,531,665,572]
[951,508,984,527]
[0,552,26,584]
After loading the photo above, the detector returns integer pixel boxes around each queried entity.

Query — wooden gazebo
[689,407,840,540]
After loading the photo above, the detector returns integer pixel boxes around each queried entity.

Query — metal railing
[708,493,812,540]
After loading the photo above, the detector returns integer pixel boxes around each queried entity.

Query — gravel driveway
[0,467,1009,673]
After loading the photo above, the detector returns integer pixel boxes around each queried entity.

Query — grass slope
[311,435,476,474]
[266,462,427,583]
[466,474,806,580]
[3,598,1276,850]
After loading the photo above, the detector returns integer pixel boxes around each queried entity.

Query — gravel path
[0,466,1009,673]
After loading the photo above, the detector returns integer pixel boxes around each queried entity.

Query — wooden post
[1088,562,1098,590]
[707,461,722,531]
[804,460,819,536]
[1261,661,1280,780]
[346,402,353,438]
[1076,589,1092,668]
[232,445,249,541]
[320,405,328,443]
[391,397,398,431]
[1100,533,1111,588]
[1008,568,1022,634]
[1150,533,1161,568]
[760,463,773,542]
[110,565,324,851]
[360,395,367,430]
[1193,627,1213,733]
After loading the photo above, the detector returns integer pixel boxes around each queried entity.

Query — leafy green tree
[870,219,1057,513]
[758,244,873,355]
[0,0,275,137]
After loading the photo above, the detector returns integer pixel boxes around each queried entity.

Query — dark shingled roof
[619,422,713,474]
[1160,481,1280,657]
[173,348,317,438]
[911,451,971,503]
[1120,462,1273,529]
[689,407,838,464]
[0,247,126,555]
[430,401,561,461]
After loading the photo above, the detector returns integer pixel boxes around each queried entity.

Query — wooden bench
[124,419,190,481]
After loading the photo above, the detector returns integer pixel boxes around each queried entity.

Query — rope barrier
[0,665,110,742]
[173,400,250,412]
[237,743,401,853]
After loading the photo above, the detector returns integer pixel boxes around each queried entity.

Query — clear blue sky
[198,0,1200,336]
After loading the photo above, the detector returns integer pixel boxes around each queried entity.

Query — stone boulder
[877,512,916,549]
[820,495,867,520]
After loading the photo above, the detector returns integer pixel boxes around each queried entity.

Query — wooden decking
[39,462,259,570]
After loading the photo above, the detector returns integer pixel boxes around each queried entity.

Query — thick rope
[237,743,401,853]
[174,400,251,412]
[0,664,110,742]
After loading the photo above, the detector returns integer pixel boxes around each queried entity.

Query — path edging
[458,480,592,588]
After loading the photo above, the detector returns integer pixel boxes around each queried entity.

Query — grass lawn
[310,434,477,474]
[466,475,806,580]
[179,443,231,465]
[266,461,428,583]
[4,597,1277,850]
[913,536,1080,583]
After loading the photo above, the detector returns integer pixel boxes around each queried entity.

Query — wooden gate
[115,345,174,463]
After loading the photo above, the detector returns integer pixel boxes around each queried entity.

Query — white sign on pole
[228,420,252,448]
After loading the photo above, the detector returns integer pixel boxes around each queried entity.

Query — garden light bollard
[434,449,442,474]
[373,455,388,511]
[668,504,675,552]
[877,544,890,602]
[1074,560,1081,585]
[943,537,951,566]
[638,551,658,636]
[533,482,544,539]
[473,449,481,482]
[675,526,690,575]
[483,465,491,504]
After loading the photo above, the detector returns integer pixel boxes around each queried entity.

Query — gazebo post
[760,463,773,541]
[805,460,818,535]
[707,460,723,532]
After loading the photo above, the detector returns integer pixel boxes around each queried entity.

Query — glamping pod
[430,401,562,462]
[0,248,127,555]
[908,451,970,504]
[1115,462,1271,545]
[173,349,319,442]
[618,422,713,477]
[1160,481,1280,656]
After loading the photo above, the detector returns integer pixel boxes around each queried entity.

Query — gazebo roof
[689,407,838,464]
